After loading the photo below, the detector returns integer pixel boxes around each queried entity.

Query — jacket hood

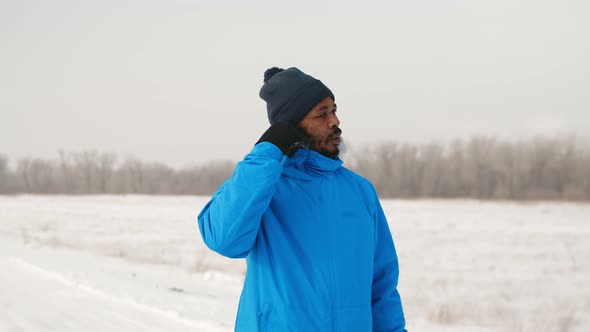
[281,148,343,181]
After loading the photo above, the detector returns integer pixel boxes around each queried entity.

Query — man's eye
[318,113,327,118]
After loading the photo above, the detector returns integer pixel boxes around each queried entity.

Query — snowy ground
[0,195,588,331]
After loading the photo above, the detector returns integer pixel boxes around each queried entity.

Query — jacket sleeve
[197,142,283,258]
[371,195,407,332]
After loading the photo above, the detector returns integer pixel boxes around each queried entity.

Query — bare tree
[73,150,99,193]
[16,158,33,192]
[97,152,116,193]
[16,157,54,193]
[57,150,77,194]
[0,154,8,193]
[121,157,144,194]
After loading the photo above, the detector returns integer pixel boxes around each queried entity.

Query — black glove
[256,122,309,157]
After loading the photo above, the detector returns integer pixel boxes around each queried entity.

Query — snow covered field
[0,195,588,331]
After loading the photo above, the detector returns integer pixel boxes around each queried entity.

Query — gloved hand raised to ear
[256,122,309,157]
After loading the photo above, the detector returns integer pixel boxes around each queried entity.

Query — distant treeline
[1,135,589,201]
[349,135,590,201]
[0,150,234,196]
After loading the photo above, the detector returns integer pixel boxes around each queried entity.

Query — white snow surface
[0,195,588,332]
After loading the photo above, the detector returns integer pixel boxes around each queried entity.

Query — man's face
[297,96,342,158]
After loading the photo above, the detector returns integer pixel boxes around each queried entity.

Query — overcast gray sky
[1,0,589,168]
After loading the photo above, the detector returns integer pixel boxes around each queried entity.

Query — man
[198,67,407,331]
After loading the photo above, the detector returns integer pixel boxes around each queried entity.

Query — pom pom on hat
[263,67,285,83]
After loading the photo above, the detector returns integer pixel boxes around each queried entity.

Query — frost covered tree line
[1,135,589,201]
[0,150,234,196]
[348,135,590,200]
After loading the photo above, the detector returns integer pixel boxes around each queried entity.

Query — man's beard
[310,127,343,159]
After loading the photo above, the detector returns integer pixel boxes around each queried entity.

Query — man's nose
[328,113,340,128]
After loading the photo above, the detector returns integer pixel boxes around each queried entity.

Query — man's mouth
[329,135,341,144]
[327,128,343,145]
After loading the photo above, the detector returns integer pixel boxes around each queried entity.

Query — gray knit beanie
[259,67,335,125]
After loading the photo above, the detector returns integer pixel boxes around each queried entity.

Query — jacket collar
[281,148,343,181]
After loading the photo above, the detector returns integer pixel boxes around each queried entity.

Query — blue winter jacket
[198,142,406,331]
